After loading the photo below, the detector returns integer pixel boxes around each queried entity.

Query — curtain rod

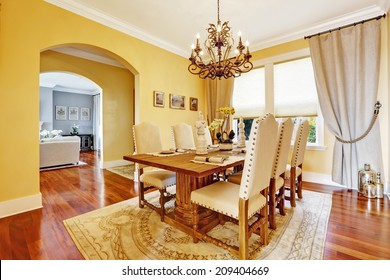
[304,13,386,40]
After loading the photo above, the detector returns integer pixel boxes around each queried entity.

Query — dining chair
[227,118,294,229]
[172,122,196,150]
[133,122,176,221]
[268,118,293,229]
[190,114,278,259]
[285,119,310,207]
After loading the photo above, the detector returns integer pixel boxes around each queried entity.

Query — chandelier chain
[217,0,220,21]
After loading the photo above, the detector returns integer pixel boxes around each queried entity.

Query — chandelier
[188,0,253,79]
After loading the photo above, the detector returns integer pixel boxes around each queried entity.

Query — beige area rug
[64,189,332,260]
[106,164,135,180]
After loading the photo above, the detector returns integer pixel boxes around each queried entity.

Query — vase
[219,143,233,151]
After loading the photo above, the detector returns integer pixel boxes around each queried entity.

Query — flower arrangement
[211,107,236,144]
[71,124,79,135]
[209,118,224,131]
[217,107,235,116]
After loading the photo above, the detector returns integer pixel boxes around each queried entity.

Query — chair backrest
[291,119,310,167]
[272,118,294,179]
[133,122,163,154]
[239,114,278,200]
[172,122,196,149]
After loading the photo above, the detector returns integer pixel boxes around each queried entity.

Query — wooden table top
[123,150,245,178]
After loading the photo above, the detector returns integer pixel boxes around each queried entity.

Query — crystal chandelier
[188,0,253,79]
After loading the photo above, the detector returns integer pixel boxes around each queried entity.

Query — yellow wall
[40,50,135,162]
[0,0,203,204]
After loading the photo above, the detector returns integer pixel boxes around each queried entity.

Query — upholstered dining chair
[285,119,310,207]
[172,122,196,150]
[133,122,176,221]
[190,114,278,260]
[227,118,294,229]
[268,118,294,229]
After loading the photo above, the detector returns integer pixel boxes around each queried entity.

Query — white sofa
[40,136,81,168]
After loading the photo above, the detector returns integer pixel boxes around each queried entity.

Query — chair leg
[159,188,166,222]
[278,185,286,216]
[297,164,303,199]
[138,181,145,208]
[259,193,268,246]
[238,199,249,260]
[289,167,296,207]
[268,178,277,230]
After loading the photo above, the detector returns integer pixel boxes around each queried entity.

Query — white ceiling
[46,0,389,57]
[40,72,101,95]
[42,0,390,91]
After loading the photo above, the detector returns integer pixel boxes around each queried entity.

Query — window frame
[233,48,326,150]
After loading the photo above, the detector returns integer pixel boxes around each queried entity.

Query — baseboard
[303,171,346,188]
[102,159,133,169]
[0,193,43,218]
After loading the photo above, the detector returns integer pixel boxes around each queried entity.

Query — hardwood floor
[0,151,389,260]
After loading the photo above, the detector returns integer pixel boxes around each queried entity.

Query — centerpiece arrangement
[210,107,235,150]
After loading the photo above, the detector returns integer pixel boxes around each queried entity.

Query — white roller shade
[232,67,265,118]
[274,57,318,117]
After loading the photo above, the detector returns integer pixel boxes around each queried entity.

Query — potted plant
[70,124,79,135]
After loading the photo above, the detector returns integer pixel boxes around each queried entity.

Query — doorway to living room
[39,71,103,157]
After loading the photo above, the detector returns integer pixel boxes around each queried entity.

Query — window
[232,67,265,118]
[274,57,318,118]
[231,49,325,149]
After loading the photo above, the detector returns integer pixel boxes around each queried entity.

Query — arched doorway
[40,44,138,168]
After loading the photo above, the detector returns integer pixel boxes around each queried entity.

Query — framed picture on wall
[81,107,90,121]
[55,105,67,120]
[190,97,198,111]
[153,91,165,108]
[169,94,185,110]
[69,107,79,121]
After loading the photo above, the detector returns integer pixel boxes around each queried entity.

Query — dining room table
[123,147,246,235]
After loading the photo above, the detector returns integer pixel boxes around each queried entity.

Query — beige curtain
[309,19,383,189]
[206,78,234,124]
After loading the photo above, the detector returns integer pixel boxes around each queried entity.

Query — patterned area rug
[64,190,331,260]
[106,164,135,180]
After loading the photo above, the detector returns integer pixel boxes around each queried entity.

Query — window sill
[306,144,327,151]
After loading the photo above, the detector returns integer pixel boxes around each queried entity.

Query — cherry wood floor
[0,151,389,260]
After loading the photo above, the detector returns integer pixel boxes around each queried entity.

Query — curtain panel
[308,19,384,189]
[206,78,234,123]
